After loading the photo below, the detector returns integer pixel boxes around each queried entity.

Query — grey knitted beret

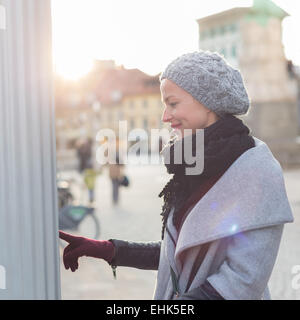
[160,51,250,117]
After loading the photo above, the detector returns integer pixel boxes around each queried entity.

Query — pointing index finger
[59,230,77,243]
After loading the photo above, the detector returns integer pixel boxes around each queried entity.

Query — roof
[197,0,288,25]
[93,67,161,105]
[197,7,250,25]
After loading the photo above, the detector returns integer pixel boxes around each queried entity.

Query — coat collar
[164,207,181,275]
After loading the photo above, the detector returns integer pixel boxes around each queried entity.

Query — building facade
[55,63,165,169]
[197,0,300,165]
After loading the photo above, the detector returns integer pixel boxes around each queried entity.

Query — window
[231,44,237,57]
[229,23,237,33]
[219,25,226,36]
[200,30,207,40]
[111,90,122,102]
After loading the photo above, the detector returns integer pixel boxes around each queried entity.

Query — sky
[51,0,300,80]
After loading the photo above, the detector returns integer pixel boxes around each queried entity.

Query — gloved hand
[59,231,115,272]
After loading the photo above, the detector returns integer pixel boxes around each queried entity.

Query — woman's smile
[171,122,182,129]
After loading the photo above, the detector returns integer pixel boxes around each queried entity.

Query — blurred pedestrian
[83,165,102,204]
[59,51,293,300]
[76,137,93,173]
[108,152,124,205]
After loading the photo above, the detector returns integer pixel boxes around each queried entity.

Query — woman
[59,51,294,300]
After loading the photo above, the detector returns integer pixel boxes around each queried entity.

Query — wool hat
[160,51,250,117]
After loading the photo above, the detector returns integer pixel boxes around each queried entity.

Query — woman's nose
[162,107,173,123]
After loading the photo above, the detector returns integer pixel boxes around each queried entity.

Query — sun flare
[51,0,300,79]
[53,54,94,81]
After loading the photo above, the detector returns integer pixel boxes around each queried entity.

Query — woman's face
[160,79,219,136]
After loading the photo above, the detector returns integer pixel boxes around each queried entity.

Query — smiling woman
[58,50,294,301]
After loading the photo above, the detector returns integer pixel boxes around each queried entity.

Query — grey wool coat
[153,137,294,300]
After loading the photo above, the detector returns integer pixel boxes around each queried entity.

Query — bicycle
[57,174,100,247]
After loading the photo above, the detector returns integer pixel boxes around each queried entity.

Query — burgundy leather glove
[59,231,115,272]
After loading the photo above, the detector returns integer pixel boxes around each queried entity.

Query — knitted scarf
[159,114,255,240]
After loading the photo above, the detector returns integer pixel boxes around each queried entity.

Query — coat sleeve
[205,224,284,300]
[108,239,161,270]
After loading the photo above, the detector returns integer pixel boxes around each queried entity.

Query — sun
[53,53,94,81]
[51,0,96,81]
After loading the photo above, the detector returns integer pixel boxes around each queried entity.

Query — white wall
[0,0,61,299]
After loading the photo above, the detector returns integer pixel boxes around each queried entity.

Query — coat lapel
[175,137,294,262]
[164,208,180,277]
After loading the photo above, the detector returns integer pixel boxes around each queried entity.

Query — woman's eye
[170,102,177,107]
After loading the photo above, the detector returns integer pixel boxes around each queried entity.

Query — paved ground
[59,159,300,300]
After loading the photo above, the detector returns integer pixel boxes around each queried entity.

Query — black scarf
[159,114,255,239]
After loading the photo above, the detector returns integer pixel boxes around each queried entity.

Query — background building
[197,0,300,166]
[92,66,162,135]
[55,62,164,169]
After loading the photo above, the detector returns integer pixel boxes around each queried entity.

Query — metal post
[0,0,61,299]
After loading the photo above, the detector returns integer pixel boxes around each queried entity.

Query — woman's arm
[108,239,161,270]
